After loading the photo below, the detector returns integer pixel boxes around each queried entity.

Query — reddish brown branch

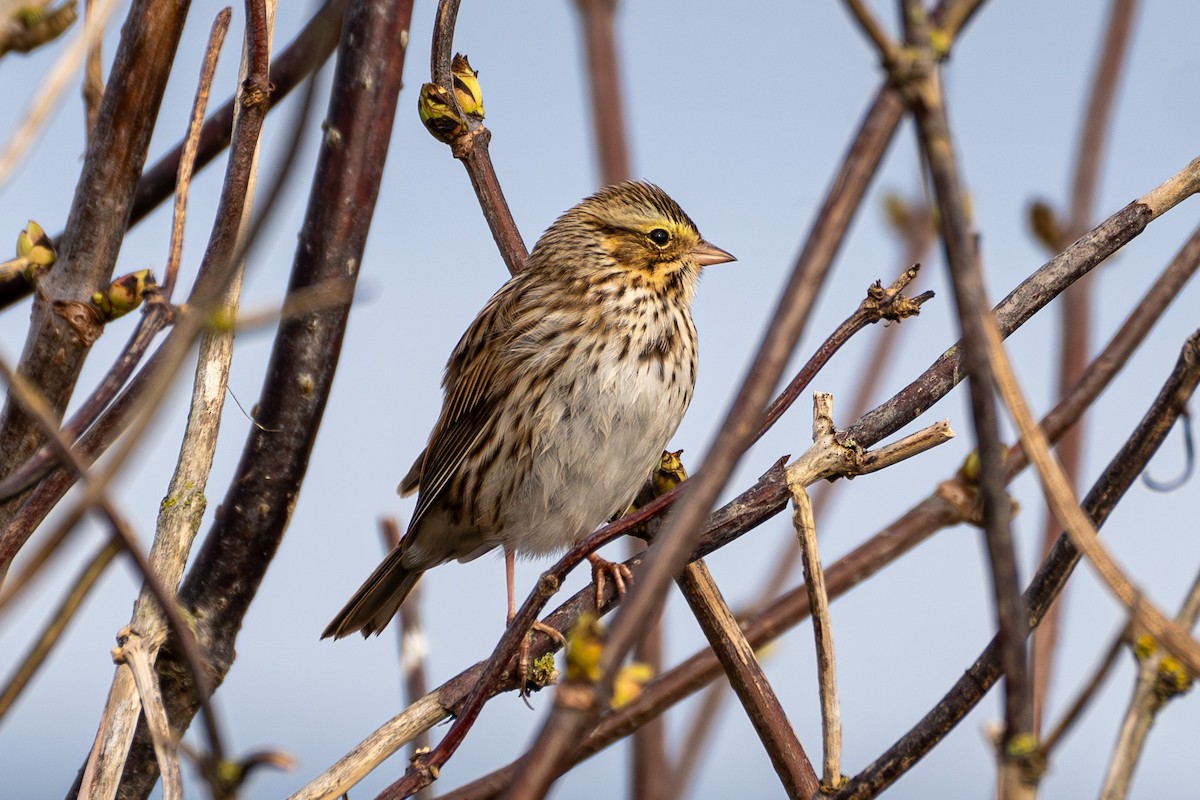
[575,0,631,185]
[427,0,528,274]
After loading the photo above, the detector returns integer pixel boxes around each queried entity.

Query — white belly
[494,327,693,556]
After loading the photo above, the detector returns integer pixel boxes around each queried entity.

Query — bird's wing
[405,278,527,535]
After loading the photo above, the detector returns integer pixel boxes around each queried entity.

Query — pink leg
[588,552,633,609]
[505,547,565,693]
[506,547,517,625]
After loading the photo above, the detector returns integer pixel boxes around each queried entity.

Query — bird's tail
[322,547,423,639]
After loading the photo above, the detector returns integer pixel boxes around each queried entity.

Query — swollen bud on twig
[1028,200,1061,253]
[418,82,466,144]
[1,2,78,56]
[612,662,653,709]
[629,449,689,512]
[419,54,486,144]
[1134,634,1195,701]
[563,612,653,708]
[565,613,604,684]
[11,219,55,281]
[451,53,485,120]
[92,269,157,320]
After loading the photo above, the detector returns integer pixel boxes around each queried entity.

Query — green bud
[418,82,466,144]
[451,53,485,119]
[92,268,156,320]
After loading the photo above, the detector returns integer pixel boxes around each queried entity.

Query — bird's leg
[588,552,633,610]
[506,548,565,693]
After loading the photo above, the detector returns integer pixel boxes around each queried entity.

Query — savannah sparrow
[323,181,733,640]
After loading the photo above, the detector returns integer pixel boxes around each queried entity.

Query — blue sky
[1,1,1199,798]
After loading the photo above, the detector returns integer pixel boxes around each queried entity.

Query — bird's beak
[689,240,736,267]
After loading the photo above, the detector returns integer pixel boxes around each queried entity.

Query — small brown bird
[323,181,733,640]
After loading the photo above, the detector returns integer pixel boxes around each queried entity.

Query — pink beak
[689,240,736,267]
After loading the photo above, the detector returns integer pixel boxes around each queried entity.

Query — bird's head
[534,181,734,293]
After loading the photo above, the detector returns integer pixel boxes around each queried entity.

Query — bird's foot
[588,553,633,609]
[513,619,566,697]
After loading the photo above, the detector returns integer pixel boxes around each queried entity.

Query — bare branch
[789,476,841,790]
[833,331,1200,798]
[677,560,820,798]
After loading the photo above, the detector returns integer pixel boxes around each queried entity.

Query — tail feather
[322,547,423,639]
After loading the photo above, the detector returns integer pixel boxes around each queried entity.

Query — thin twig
[756,265,932,445]
[114,633,183,800]
[1032,0,1140,735]
[899,5,1033,790]
[0,0,193,571]
[82,0,105,137]
[427,0,528,274]
[1099,568,1200,800]
[0,0,347,316]
[575,0,631,186]
[845,154,1200,448]
[842,0,901,62]
[0,350,229,775]
[0,0,122,186]
[76,8,252,798]
[384,517,432,797]
[669,202,935,799]
[1038,626,1126,758]
[0,537,119,720]
[789,470,841,790]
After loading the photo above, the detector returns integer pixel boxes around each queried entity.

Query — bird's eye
[648,228,671,246]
